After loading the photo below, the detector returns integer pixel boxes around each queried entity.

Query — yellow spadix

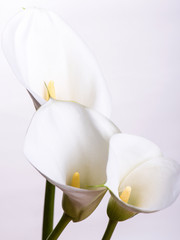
[119,186,131,203]
[44,81,56,100]
[71,172,80,188]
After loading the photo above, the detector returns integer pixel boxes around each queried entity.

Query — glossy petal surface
[2,7,111,116]
[24,99,119,219]
[106,134,180,213]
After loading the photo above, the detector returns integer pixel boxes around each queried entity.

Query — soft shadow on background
[0,0,180,239]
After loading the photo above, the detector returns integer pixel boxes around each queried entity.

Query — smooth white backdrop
[0,0,180,239]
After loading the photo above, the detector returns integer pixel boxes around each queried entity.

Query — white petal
[2,7,111,117]
[122,157,180,211]
[106,134,162,195]
[111,157,180,213]
[24,99,119,202]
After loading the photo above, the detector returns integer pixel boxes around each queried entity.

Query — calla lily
[105,133,180,221]
[2,7,111,116]
[24,99,120,221]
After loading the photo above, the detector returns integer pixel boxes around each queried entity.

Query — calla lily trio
[3,7,180,240]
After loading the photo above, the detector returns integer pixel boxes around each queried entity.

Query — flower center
[44,81,56,100]
[71,172,80,188]
[119,186,131,203]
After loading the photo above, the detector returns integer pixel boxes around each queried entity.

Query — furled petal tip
[105,133,180,221]
[2,7,111,117]
[24,99,120,221]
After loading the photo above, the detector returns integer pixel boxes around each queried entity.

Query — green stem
[46,213,72,240]
[42,180,55,240]
[102,219,118,240]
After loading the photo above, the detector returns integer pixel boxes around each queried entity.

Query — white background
[0,0,180,239]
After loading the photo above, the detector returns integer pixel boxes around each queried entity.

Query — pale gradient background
[0,0,180,239]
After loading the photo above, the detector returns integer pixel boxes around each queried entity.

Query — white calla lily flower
[2,7,111,116]
[24,99,120,221]
[105,134,180,221]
